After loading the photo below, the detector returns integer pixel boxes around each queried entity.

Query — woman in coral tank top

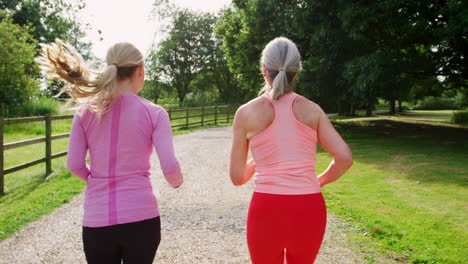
[229,37,353,264]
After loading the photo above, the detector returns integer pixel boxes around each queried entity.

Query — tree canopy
[0,0,93,110]
[215,0,467,113]
[0,12,39,109]
[147,4,238,103]
[1,0,92,56]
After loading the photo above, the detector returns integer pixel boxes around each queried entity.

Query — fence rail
[0,105,235,195]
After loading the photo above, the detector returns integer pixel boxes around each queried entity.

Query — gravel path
[0,126,368,264]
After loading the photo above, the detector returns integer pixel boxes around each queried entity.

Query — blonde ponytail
[259,37,301,100]
[36,39,143,120]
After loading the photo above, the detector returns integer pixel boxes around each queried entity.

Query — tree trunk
[398,100,403,112]
[152,90,160,103]
[389,100,396,114]
[177,88,186,103]
[350,104,356,116]
[338,101,345,116]
[366,104,373,117]
[178,94,185,103]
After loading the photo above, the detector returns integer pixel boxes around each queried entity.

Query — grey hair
[259,37,301,100]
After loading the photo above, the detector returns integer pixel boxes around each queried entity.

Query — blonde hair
[36,39,143,120]
[259,37,301,100]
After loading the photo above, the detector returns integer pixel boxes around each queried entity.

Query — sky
[80,0,231,59]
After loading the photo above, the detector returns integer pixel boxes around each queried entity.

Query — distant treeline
[1,0,466,116]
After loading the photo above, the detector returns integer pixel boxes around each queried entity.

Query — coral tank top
[249,92,321,195]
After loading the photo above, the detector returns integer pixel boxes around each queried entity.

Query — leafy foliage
[0,0,94,114]
[148,4,239,103]
[2,0,92,57]
[0,13,39,110]
[451,110,468,125]
[6,97,60,117]
[414,95,462,110]
[216,0,467,112]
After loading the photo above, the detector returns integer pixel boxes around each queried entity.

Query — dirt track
[0,126,369,264]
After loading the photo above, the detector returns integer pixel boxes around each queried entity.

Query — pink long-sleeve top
[67,94,183,227]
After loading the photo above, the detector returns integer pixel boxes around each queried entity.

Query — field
[321,111,467,263]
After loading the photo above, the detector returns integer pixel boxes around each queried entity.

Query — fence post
[45,115,52,176]
[214,105,218,125]
[168,108,172,121]
[201,107,205,127]
[0,117,4,196]
[185,108,189,129]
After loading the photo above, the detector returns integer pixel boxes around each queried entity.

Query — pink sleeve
[153,110,183,188]
[67,113,90,182]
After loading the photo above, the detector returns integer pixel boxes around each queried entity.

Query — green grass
[0,105,234,242]
[331,110,459,125]
[0,161,85,241]
[1,118,81,241]
[395,110,457,123]
[317,117,468,263]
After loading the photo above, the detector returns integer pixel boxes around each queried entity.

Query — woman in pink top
[230,37,353,263]
[37,40,183,264]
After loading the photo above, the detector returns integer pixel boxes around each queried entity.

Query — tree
[0,13,39,110]
[142,49,172,103]
[207,38,241,103]
[149,7,218,103]
[217,0,467,114]
[216,0,306,103]
[140,80,172,103]
[1,0,95,98]
[1,0,92,57]
[216,0,362,111]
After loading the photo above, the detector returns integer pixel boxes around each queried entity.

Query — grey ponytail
[259,37,301,100]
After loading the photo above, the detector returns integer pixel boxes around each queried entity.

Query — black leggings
[82,217,161,264]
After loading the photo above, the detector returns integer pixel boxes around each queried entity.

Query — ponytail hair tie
[278,68,286,72]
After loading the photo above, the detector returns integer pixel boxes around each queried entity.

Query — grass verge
[0,157,85,241]
[316,117,467,263]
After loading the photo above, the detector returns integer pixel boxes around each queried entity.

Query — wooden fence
[0,104,235,196]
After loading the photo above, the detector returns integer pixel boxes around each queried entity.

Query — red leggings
[247,192,327,264]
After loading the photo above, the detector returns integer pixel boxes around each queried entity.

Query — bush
[2,97,61,117]
[0,12,40,109]
[414,96,461,110]
[451,110,468,125]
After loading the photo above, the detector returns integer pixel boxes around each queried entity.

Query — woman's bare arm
[316,108,353,187]
[229,107,256,186]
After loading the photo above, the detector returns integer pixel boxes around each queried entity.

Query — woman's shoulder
[235,96,276,132]
[129,95,167,113]
[293,93,322,113]
[236,96,271,117]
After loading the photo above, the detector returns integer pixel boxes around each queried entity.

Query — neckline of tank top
[248,93,289,142]
[252,91,317,141]
[263,91,296,100]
